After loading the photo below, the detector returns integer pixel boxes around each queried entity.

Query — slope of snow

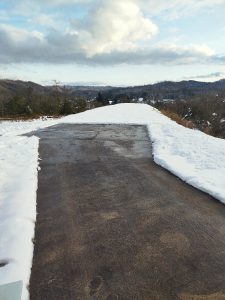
[0,103,225,299]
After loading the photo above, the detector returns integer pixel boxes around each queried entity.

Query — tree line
[155,93,225,139]
[0,83,224,139]
[0,86,103,118]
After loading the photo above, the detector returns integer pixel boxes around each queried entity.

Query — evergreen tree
[96,92,108,106]
[60,99,73,115]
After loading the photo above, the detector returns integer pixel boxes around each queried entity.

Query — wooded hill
[1,79,225,103]
[0,79,225,140]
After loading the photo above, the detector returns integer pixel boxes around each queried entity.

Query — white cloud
[34,0,90,4]
[0,0,224,66]
[3,0,225,21]
[74,0,158,56]
[0,23,217,65]
[7,0,158,57]
[164,43,215,58]
[0,24,44,43]
[94,43,216,65]
[0,24,46,63]
[9,0,225,11]
[185,71,225,81]
[139,0,225,19]
[29,14,58,29]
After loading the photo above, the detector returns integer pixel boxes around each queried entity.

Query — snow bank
[0,118,57,299]
[149,120,225,202]
[0,117,59,137]
[0,103,225,299]
[0,136,39,300]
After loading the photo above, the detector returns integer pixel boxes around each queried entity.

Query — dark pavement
[29,124,225,300]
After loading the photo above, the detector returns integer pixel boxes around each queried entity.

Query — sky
[0,0,225,86]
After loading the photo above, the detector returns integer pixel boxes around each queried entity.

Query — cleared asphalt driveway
[30,124,225,300]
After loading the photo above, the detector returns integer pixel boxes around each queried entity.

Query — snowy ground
[0,103,225,299]
[0,118,60,299]
[0,117,59,137]
[0,136,38,300]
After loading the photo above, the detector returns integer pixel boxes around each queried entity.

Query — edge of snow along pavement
[0,117,60,299]
[62,103,225,203]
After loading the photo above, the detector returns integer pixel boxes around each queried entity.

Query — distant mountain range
[1,79,225,101]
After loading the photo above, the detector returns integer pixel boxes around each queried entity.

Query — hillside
[0,80,48,100]
[1,79,225,102]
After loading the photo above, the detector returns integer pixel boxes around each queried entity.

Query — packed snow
[0,103,225,299]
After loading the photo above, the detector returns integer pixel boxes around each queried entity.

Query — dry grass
[160,109,196,129]
[0,115,60,121]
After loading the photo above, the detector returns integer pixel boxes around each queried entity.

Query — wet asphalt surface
[29,124,225,300]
